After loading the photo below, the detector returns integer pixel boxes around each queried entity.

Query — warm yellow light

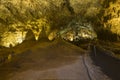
[1,31,27,47]
[26,18,51,41]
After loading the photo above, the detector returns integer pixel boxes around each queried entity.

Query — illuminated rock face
[26,18,51,40]
[2,0,120,47]
[48,30,58,41]
[0,31,27,47]
[60,20,97,41]
[0,0,102,47]
[0,18,50,47]
[102,0,120,35]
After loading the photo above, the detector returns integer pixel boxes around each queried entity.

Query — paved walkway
[0,41,110,80]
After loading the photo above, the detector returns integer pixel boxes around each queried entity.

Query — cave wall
[95,0,120,41]
[0,0,120,47]
[0,0,102,47]
[103,0,120,35]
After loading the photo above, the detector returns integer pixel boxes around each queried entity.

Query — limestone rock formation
[102,0,120,35]
[0,31,27,47]
[1,0,119,46]
[60,19,97,41]
[0,0,102,47]
[48,30,58,41]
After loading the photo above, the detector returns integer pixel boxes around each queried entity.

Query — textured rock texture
[0,0,102,47]
[101,0,120,35]
[0,0,101,29]
[60,19,97,41]
[1,0,120,47]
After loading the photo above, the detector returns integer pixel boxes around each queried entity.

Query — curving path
[0,40,115,80]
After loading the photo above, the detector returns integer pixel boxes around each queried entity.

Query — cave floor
[0,40,117,80]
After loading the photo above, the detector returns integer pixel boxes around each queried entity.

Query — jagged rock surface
[0,0,102,47]
[102,0,120,35]
[1,0,120,47]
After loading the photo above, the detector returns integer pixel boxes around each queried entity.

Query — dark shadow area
[90,46,120,80]
[96,28,118,41]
